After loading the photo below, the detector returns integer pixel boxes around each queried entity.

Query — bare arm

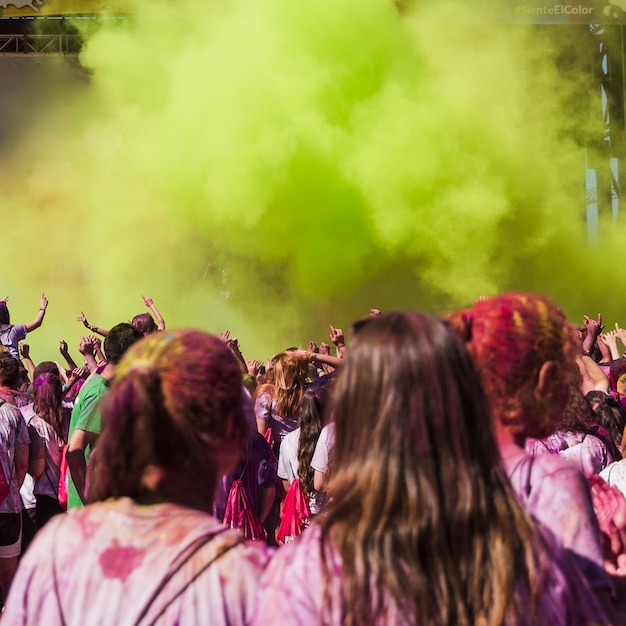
[257,485,275,524]
[142,296,165,332]
[59,340,78,371]
[14,444,29,489]
[600,331,621,361]
[19,343,34,382]
[310,351,343,369]
[577,356,610,394]
[329,325,348,358]
[76,311,108,337]
[24,293,47,333]
[28,457,45,480]
[313,469,327,493]
[78,336,98,373]
[66,429,97,505]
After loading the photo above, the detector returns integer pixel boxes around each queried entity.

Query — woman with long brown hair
[253,311,607,625]
[277,384,329,515]
[255,350,309,450]
[20,365,69,529]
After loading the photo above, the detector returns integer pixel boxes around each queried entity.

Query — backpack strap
[50,516,245,626]
[136,528,245,626]
[524,454,535,497]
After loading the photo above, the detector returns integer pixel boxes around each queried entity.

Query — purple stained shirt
[2,498,274,626]
[525,430,616,476]
[503,449,612,594]
[252,523,608,625]
[213,429,276,523]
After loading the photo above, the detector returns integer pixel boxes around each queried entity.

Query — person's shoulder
[318,421,336,443]
[282,428,301,446]
[600,458,626,485]
[530,450,582,475]
[0,399,22,422]
[78,374,108,398]
[217,530,275,570]
[19,403,36,421]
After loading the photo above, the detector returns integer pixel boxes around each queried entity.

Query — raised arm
[220,330,247,375]
[615,323,626,359]
[19,343,34,382]
[59,340,78,372]
[577,356,610,395]
[309,350,343,369]
[24,292,48,333]
[581,313,604,358]
[600,330,621,362]
[76,311,108,338]
[329,325,348,358]
[142,296,165,332]
[78,336,98,373]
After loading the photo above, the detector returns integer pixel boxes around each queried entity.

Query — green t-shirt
[67,374,108,509]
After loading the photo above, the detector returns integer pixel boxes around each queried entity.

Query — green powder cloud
[0,0,620,362]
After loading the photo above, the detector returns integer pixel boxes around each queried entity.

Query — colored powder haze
[0,0,620,361]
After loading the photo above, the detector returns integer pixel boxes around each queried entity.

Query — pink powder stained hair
[89,329,247,506]
[445,293,578,438]
[131,312,158,335]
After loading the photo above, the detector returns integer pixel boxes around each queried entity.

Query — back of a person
[3,328,274,624]
[503,449,610,594]
[28,414,64,497]
[4,498,271,625]
[526,430,614,475]
[253,521,605,626]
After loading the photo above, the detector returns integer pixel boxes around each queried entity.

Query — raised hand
[77,311,90,328]
[247,359,262,377]
[329,325,345,347]
[589,475,626,574]
[142,295,154,308]
[582,313,604,353]
[78,336,95,356]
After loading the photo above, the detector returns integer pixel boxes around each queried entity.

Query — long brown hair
[255,350,308,419]
[297,385,328,494]
[33,373,66,442]
[320,311,548,626]
[89,329,247,507]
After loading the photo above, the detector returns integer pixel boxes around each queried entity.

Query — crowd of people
[0,291,625,623]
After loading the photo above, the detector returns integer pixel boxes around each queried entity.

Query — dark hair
[131,312,158,335]
[33,373,66,441]
[33,361,60,380]
[0,302,10,326]
[588,392,626,452]
[557,385,596,433]
[89,329,247,506]
[297,386,328,494]
[0,355,20,387]
[321,311,548,626]
[103,323,144,365]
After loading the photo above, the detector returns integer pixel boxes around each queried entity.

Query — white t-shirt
[311,422,335,474]
[278,428,326,515]
[278,428,300,484]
